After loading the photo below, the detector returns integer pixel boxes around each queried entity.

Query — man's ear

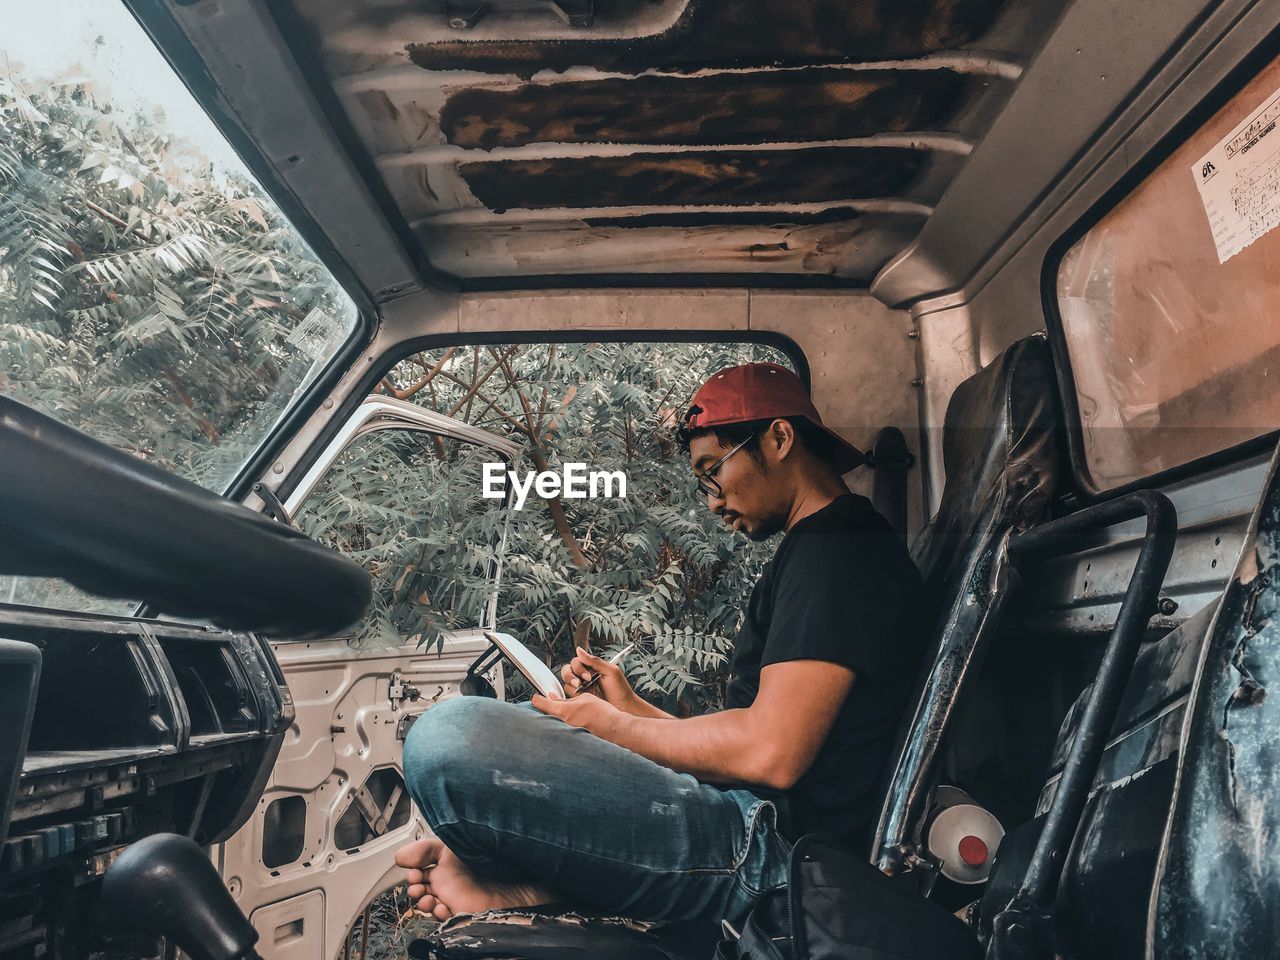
[766,419,797,461]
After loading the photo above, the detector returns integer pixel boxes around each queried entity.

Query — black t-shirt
[725,493,928,853]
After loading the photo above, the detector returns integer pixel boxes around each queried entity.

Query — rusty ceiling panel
[458,148,924,211]
[406,0,1008,75]
[438,69,966,150]
[273,0,1060,285]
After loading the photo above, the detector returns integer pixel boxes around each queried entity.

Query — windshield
[1,1,360,611]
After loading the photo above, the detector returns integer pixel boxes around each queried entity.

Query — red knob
[958,835,988,867]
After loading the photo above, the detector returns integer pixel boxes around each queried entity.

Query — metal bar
[1006,490,1176,906]
[466,643,504,679]
[410,197,936,228]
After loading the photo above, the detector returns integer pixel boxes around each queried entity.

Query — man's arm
[534,659,855,791]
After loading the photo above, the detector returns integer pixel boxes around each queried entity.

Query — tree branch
[83,199,128,230]
[382,347,456,401]
[445,347,516,419]
[492,349,590,572]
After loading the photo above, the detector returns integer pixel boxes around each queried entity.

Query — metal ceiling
[275,0,1067,287]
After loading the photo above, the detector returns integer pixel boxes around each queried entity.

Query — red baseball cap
[685,363,866,473]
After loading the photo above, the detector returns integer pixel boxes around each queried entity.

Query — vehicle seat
[1149,434,1280,959]
[912,334,1063,607]
[873,334,1065,872]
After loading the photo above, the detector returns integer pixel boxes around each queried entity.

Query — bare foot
[394,837,554,921]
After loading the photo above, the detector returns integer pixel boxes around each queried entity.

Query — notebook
[483,630,565,699]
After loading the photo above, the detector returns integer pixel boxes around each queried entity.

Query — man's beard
[743,508,787,541]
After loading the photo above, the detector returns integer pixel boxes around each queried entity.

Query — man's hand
[532,689,628,740]
[559,647,677,720]
[561,646,634,704]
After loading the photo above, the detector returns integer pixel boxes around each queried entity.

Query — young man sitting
[394,362,928,929]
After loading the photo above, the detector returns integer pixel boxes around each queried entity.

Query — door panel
[216,633,499,960]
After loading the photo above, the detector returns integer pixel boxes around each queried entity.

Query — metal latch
[388,670,421,712]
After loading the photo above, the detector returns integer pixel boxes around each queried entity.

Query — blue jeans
[402,696,791,927]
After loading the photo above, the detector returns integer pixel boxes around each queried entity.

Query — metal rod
[466,642,504,679]
[1006,489,1176,907]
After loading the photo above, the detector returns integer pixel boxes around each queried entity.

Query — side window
[378,340,795,711]
[294,430,507,648]
[1054,54,1280,490]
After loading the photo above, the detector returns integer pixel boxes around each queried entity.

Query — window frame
[1040,37,1280,501]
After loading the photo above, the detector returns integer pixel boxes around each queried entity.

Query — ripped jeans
[402,696,791,927]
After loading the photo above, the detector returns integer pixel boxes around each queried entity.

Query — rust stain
[440,69,963,150]
[407,0,1009,76]
[457,147,924,210]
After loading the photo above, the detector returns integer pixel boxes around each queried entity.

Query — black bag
[715,835,982,960]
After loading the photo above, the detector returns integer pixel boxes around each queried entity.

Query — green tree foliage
[0,71,354,482]
[0,71,354,608]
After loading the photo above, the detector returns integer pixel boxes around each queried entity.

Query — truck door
[215,397,521,960]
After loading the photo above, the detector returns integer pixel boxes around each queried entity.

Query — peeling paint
[1237,545,1261,584]
[403,0,1010,76]
[458,147,924,211]
[439,69,965,150]
[282,0,1064,283]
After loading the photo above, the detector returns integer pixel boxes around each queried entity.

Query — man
[395,361,927,930]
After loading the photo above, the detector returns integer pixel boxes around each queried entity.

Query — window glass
[1056,55,1280,490]
[0,1,359,612]
[379,340,795,711]
[295,431,508,650]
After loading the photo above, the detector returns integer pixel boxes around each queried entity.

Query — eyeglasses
[692,433,757,500]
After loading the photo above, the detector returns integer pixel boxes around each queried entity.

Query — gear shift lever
[101,833,261,960]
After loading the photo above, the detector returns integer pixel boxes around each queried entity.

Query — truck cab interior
[2,0,1279,958]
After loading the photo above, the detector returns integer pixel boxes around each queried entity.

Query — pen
[575,642,635,696]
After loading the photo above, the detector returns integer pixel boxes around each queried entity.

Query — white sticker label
[285,306,333,360]
[1191,83,1280,264]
